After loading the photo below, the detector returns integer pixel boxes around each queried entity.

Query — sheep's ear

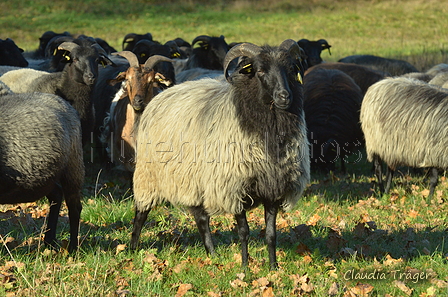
[99,54,116,67]
[107,72,126,86]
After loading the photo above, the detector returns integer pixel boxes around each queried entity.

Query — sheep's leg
[234,211,249,267]
[189,206,215,255]
[64,193,82,252]
[44,185,63,248]
[264,201,280,270]
[428,167,439,201]
[373,154,384,193]
[384,167,394,194]
[130,209,149,250]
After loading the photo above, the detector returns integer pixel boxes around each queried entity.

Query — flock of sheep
[0,31,447,268]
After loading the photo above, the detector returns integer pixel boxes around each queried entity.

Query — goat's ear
[107,72,126,86]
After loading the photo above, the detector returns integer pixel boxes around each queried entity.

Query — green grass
[1,0,448,296]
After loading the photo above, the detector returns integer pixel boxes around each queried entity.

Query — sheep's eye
[240,63,253,74]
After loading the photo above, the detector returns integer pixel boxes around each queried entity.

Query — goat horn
[223,42,262,82]
[144,55,173,70]
[58,41,80,52]
[113,51,140,68]
[192,35,211,46]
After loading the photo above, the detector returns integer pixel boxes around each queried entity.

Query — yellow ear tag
[242,64,252,73]
[297,73,303,84]
[100,61,107,68]
[65,54,71,61]
[53,48,58,56]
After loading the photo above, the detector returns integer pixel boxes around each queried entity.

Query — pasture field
[1,0,448,296]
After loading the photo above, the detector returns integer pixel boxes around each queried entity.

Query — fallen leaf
[262,287,274,297]
[115,244,126,255]
[349,283,374,297]
[307,213,321,226]
[383,254,403,266]
[328,282,339,296]
[393,280,413,296]
[175,283,193,297]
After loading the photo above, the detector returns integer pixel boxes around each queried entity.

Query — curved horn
[223,42,262,82]
[113,51,140,67]
[144,55,173,70]
[192,35,211,46]
[58,41,80,52]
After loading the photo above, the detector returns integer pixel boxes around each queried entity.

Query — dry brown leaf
[326,229,346,253]
[175,283,193,297]
[393,280,413,296]
[328,282,339,296]
[302,254,313,264]
[307,213,321,226]
[115,244,126,255]
[383,254,404,266]
[296,242,311,255]
[262,287,274,297]
[207,292,222,297]
[349,283,374,297]
[408,209,419,218]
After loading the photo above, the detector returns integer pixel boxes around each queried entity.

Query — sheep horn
[113,51,140,68]
[58,41,80,52]
[279,39,301,55]
[223,42,262,82]
[144,55,173,70]
[192,35,211,46]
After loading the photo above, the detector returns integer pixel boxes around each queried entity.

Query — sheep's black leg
[384,167,394,194]
[64,193,82,252]
[428,167,439,201]
[373,154,384,193]
[130,209,149,250]
[264,201,280,270]
[189,206,215,255]
[44,185,63,248]
[234,211,249,267]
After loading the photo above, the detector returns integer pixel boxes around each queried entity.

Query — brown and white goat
[101,51,173,172]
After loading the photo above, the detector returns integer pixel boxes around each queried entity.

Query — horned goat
[131,39,310,269]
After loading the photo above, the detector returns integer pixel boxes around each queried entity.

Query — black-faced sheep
[122,33,153,51]
[0,38,28,67]
[131,39,310,269]
[0,82,84,251]
[173,35,230,78]
[304,67,364,173]
[360,77,448,199]
[338,54,418,76]
[0,36,115,145]
[101,52,173,172]
[297,38,331,67]
[305,62,387,95]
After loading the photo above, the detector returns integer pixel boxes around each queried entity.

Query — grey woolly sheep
[304,67,364,173]
[339,54,418,76]
[0,36,115,145]
[360,76,448,199]
[0,82,84,251]
[131,39,310,269]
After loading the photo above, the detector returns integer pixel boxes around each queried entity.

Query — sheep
[304,67,364,173]
[0,36,115,145]
[130,39,310,269]
[24,30,72,60]
[174,35,230,78]
[297,38,331,67]
[360,77,448,199]
[305,62,387,95]
[0,38,28,67]
[338,54,419,76]
[100,52,173,172]
[122,32,153,51]
[0,81,84,251]
[401,63,448,83]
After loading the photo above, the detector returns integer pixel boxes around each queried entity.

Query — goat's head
[57,37,115,86]
[298,39,331,67]
[109,51,173,111]
[191,35,229,70]
[223,39,307,112]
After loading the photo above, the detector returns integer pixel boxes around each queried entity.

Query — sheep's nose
[274,90,291,109]
[84,73,96,85]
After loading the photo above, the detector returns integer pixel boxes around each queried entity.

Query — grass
[1,0,448,296]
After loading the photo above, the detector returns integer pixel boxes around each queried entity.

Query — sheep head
[110,51,173,111]
[57,38,115,86]
[223,39,306,111]
[190,35,229,70]
[297,38,331,67]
